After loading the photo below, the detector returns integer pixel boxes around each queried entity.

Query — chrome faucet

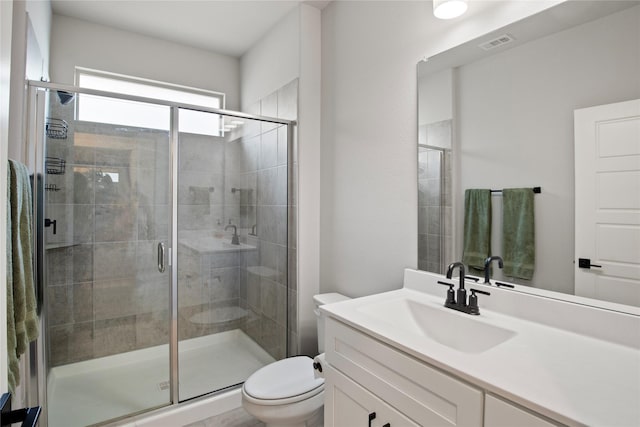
[439,261,490,315]
[225,224,240,245]
[483,256,504,283]
[249,224,257,236]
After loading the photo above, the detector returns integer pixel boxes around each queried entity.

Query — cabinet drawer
[326,318,483,427]
[485,395,562,427]
[325,365,419,427]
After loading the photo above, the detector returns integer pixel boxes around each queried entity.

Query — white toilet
[242,293,350,427]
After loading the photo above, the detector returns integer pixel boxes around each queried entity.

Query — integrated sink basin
[179,236,256,254]
[357,297,516,354]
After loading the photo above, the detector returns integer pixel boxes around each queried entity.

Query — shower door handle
[158,242,166,273]
[44,218,57,235]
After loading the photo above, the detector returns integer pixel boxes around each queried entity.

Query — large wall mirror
[417,0,640,310]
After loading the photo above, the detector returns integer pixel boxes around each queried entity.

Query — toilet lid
[244,356,324,400]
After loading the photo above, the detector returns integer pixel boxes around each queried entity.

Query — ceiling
[51,1,330,57]
[418,0,639,77]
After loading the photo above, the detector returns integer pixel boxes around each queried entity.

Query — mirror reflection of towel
[502,188,535,280]
[462,189,492,271]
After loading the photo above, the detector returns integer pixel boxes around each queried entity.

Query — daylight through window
[76,68,224,136]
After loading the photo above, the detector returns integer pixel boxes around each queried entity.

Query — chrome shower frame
[25,80,296,426]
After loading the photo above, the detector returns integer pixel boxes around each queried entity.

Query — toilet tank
[313,293,350,353]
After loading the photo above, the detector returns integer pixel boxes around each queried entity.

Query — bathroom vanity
[321,269,640,427]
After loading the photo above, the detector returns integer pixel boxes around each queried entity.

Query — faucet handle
[437,281,457,307]
[468,288,491,315]
[495,281,515,289]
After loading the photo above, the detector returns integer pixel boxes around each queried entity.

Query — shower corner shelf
[44,184,61,192]
[46,118,68,139]
[45,157,66,175]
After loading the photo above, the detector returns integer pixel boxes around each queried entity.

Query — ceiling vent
[478,34,516,51]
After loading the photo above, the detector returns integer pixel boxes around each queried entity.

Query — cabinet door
[326,318,483,426]
[485,395,561,427]
[325,365,419,427]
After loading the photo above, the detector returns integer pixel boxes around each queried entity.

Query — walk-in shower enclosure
[25,82,295,426]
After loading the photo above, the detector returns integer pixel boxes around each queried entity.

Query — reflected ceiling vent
[478,34,516,51]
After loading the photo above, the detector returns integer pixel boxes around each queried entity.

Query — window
[75,68,225,136]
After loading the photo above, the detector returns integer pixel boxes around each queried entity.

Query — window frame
[74,67,226,135]
[75,67,225,108]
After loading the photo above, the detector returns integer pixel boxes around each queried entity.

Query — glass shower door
[176,110,288,401]
[41,87,173,426]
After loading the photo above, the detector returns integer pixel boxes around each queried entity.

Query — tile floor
[185,407,264,427]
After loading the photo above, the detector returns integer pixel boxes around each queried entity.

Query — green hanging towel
[462,189,492,271]
[502,188,535,280]
[7,160,40,392]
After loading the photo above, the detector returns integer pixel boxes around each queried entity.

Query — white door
[574,99,640,306]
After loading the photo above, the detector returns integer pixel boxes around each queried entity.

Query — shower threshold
[47,329,274,427]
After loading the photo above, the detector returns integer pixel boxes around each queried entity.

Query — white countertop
[321,274,640,427]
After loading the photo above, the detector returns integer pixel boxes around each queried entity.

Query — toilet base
[242,389,324,427]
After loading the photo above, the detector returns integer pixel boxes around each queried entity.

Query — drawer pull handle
[368,412,376,427]
[382,424,391,427]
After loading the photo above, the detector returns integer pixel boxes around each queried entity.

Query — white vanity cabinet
[324,317,564,427]
[484,395,560,427]
[321,270,640,426]
[324,317,484,426]
[325,365,419,427]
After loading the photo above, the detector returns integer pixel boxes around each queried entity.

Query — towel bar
[490,187,541,194]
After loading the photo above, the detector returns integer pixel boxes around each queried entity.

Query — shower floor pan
[47,329,274,427]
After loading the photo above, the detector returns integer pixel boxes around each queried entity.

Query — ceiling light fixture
[433,0,468,19]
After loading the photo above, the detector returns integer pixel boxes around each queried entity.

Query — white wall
[8,0,51,161]
[418,68,453,148]
[418,68,453,126]
[319,0,561,298]
[457,6,640,293]
[50,14,241,110]
[240,7,299,109]
[25,0,51,81]
[296,4,322,356]
[0,0,14,395]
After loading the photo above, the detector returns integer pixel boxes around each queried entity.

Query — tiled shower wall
[174,80,299,361]
[45,94,172,365]
[176,132,249,343]
[418,120,453,274]
[235,79,298,359]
